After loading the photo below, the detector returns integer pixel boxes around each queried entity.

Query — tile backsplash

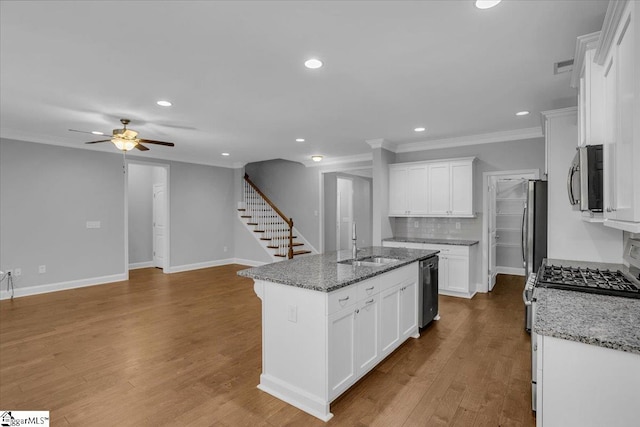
[393,215,482,240]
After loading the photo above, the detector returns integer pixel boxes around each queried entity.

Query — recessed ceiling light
[91,131,104,135]
[156,100,172,107]
[311,155,323,162]
[304,58,323,69]
[475,0,502,9]
[296,138,305,142]
[221,152,230,156]
[414,127,426,132]
[516,111,530,116]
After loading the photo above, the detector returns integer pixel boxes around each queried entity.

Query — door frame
[481,169,539,293]
[125,159,171,275]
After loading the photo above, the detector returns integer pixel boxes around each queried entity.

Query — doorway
[482,169,539,292]
[126,161,170,273]
[336,177,354,252]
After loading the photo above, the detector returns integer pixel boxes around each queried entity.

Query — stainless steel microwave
[567,145,603,212]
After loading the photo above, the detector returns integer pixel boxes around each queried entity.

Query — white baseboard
[167,259,236,273]
[0,273,127,300]
[496,266,526,276]
[129,261,154,270]
[232,258,270,267]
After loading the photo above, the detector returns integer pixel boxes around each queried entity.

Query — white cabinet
[328,306,357,399]
[388,164,429,216]
[399,279,418,339]
[389,158,475,218]
[597,1,640,232]
[537,335,640,427]
[383,240,477,299]
[380,285,401,355]
[355,295,380,375]
[572,32,604,148]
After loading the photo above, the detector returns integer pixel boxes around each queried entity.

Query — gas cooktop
[537,264,640,299]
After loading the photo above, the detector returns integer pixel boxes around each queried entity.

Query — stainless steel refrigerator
[523,180,547,332]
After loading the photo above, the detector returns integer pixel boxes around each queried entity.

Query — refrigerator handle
[521,201,527,267]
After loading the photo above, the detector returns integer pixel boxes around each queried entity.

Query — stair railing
[243,173,294,259]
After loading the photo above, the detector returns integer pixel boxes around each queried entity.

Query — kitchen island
[238,246,438,421]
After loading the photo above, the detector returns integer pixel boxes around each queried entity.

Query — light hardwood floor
[0,266,535,426]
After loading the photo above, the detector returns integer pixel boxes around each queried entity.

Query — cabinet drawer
[422,243,468,256]
[357,277,381,300]
[327,285,358,315]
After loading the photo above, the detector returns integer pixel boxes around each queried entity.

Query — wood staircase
[239,174,311,259]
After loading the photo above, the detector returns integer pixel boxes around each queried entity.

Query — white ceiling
[0,0,608,167]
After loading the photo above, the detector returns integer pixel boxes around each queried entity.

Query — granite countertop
[237,246,438,293]
[534,285,640,355]
[383,237,479,246]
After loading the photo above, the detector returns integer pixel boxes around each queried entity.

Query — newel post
[288,219,294,259]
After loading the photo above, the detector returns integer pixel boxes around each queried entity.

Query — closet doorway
[482,170,539,292]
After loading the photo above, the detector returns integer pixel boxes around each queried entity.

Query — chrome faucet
[352,222,358,260]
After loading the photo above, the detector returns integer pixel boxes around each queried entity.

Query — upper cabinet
[595,0,640,232]
[389,158,475,218]
[571,32,605,148]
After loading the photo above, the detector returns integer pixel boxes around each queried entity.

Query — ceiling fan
[70,118,175,152]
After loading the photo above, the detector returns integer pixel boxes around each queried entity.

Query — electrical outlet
[39,265,46,274]
[456,222,461,230]
[287,305,297,323]
[414,221,419,228]
[14,268,22,276]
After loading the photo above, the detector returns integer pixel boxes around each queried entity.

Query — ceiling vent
[554,59,574,75]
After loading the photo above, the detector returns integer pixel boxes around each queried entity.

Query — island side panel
[256,280,330,418]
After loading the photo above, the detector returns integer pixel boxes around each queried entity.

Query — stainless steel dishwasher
[419,255,439,328]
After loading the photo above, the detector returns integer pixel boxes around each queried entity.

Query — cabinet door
[355,295,380,376]
[328,306,357,399]
[603,52,617,219]
[438,255,449,291]
[407,165,429,214]
[613,10,638,222]
[450,161,473,216]
[399,279,418,339]
[389,167,408,216]
[428,163,451,215]
[380,285,401,356]
[446,255,469,294]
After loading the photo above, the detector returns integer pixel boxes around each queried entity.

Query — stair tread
[237,208,246,211]
[240,215,252,218]
[267,243,304,248]
[260,236,297,241]
[275,250,312,257]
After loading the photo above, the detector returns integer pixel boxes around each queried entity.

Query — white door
[388,166,408,215]
[328,306,357,399]
[355,295,379,375]
[428,163,451,215]
[336,177,353,252]
[153,184,166,269]
[450,161,473,215]
[380,285,401,356]
[488,178,498,291]
[399,279,418,339]
[446,255,469,294]
[407,165,429,214]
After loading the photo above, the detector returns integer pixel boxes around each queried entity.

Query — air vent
[554,59,574,75]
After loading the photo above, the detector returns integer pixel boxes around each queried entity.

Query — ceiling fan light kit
[74,118,175,152]
[112,138,137,151]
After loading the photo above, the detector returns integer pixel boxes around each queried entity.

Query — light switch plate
[86,221,101,229]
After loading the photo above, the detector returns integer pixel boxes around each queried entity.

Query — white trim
[496,266,526,276]
[570,32,601,88]
[258,374,333,422]
[439,289,477,299]
[232,258,269,267]
[167,259,237,273]
[595,0,629,65]
[481,169,539,293]
[365,138,396,151]
[129,261,154,269]
[603,219,640,233]
[0,273,127,300]
[394,127,542,153]
[302,152,373,167]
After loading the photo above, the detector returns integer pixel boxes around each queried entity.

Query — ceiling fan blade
[84,139,112,144]
[138,139,175,147]
[134,143,150,151]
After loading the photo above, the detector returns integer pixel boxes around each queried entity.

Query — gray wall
[128,163,154,264]
[0,138,125,288]
[0,138,237,294]
[372,148,396,245]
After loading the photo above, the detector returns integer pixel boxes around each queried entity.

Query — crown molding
[232,162,246,169]
[302,152,373,168]
[540,106,578,133]
[365,138,396,151]
[595,0,629,65]
[393,127,543,154]
[570,31,601,88]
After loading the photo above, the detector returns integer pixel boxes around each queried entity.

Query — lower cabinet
[328,306,357,399]
[383,240,477,298]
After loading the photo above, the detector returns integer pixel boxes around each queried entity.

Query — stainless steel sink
[337,256,399,267]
